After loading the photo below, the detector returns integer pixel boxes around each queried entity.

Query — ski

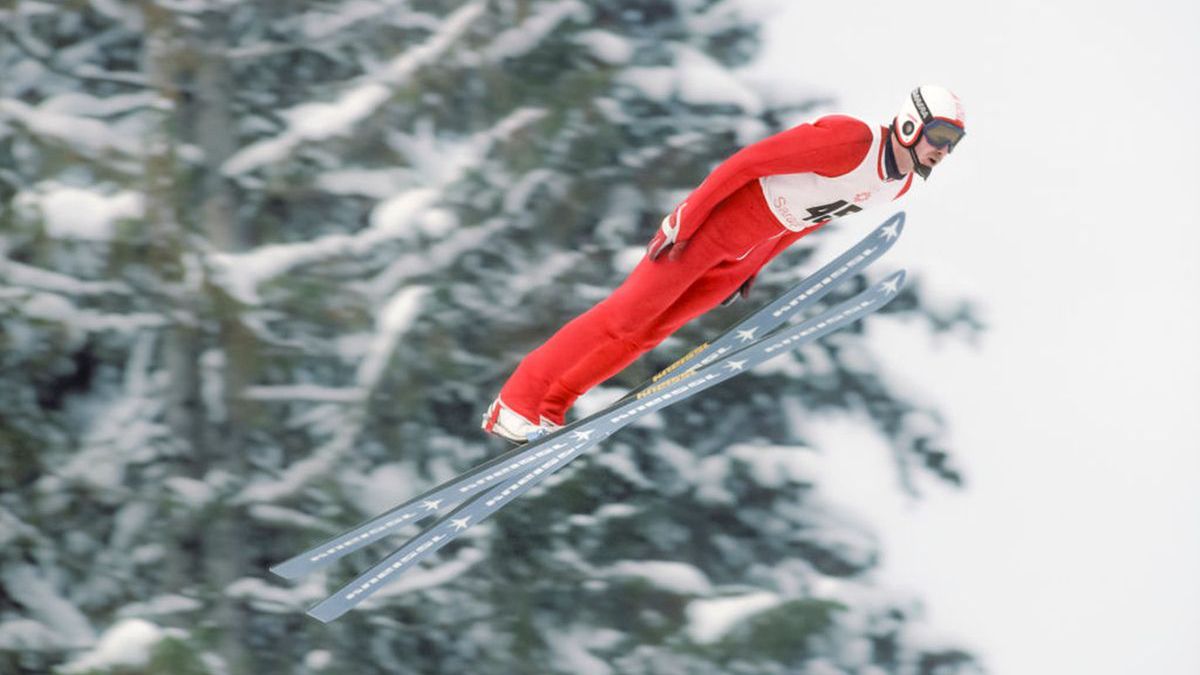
[306,269,907,622]
[269,211,904,581]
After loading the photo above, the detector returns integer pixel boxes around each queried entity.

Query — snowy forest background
[0,1,984,673]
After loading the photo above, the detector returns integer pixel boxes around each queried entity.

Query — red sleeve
[675,115,874,241]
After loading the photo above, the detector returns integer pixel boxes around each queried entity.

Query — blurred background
[1,1,1195,674]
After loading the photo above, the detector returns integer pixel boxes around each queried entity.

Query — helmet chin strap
[908,142,931,179]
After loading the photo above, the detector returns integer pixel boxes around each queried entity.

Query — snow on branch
[235,286,427,504]
[0,21,148,89]
[364,547,485,603]
[14,183,145,242]
[0,258,127,296]
[211,108,545,305]
[0,565,95,649]
[58,619,185,675]
[355,285,428,391]
[619,43,764,113]
[0,99,141,157]
[686,592,784,645]
[235,422,361,505]
[206,188,438,304]
[221,1,487,176]
[240,385,366,403]
[483,0,588,62]
[4,290,165,341]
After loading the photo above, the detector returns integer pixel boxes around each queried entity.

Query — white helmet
[892,85,966,178]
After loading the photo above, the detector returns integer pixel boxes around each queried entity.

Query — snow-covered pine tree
[0,0,984,673]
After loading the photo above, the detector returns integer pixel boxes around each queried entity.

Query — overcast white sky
[750,0,1200,673]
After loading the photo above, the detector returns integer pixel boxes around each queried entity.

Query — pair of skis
[271,211,908,622]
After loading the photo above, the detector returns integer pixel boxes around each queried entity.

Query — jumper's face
[913,118,964,170]
[915,135,952,169]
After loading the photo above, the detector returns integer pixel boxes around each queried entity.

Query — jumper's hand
[647,207,687,261]
[721,274,757,306]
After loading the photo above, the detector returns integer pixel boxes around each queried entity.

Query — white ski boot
[481,397,560,444]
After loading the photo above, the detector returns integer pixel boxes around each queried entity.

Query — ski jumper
[496,114,916,426]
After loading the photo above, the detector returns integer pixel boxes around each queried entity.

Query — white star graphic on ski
[736,327,759,343]
[723,359,748,372]
[450,516,472,531]
[881,277,901,295]
[571,430,595,441]
[421,499,443,512]
[881,222,901,240]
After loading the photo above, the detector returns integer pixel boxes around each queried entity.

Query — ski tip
[876,211,905,238]
[878,269,908,295]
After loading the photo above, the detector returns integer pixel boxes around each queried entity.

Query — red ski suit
[498,114,915,425]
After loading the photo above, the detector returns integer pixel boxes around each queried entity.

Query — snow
[366,216,509,299]
[548,627,619,675]
[224,576,325,613]
[110,502,154,550]
[0,257,126,296]
[0,565,94,648]
[304,649,334,670]
[209,238,355,305]
[298,0,404,40]
[0,508,37,548]
[248,504,334,532]
[60,375,172,493]
[0,98,139,157]
[613,246,645,275]
[241,385,365,403]
[604,560,713,595]
[165,476,216,508]
[673,44,763,114]
[693,454,736,505]
[40,90,160,117]
[366,547,486,601]
[222,2,487,176]
[288,84,390,141]
[618,67,675,102]
[0,619,61,651]
[574,30,635,65]
[16,184,143,241]
[686,591,784,644]
[593,503,639,520]
[349,461,423,516]
[200,348,227,424]
[355,285,428,390]
[368,188,444,240]
[18,290,164,337]
[726,443,819,488]
[502,169,565,215]
[59,619,184,674]
[616,44,763,113]
[591,447,652,489]
[484,0,587,62]
[316,167,412,198]
[209,181,468,303]
[116,594,203,619]
[235,426,356,504]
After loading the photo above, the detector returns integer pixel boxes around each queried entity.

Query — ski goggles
[922,120,965,151]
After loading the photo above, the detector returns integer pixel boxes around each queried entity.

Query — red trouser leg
[498,231,730,422]
[538,238,781,423]
[497,186,791,425]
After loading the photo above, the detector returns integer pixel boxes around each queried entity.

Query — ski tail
[268,432,578,579]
